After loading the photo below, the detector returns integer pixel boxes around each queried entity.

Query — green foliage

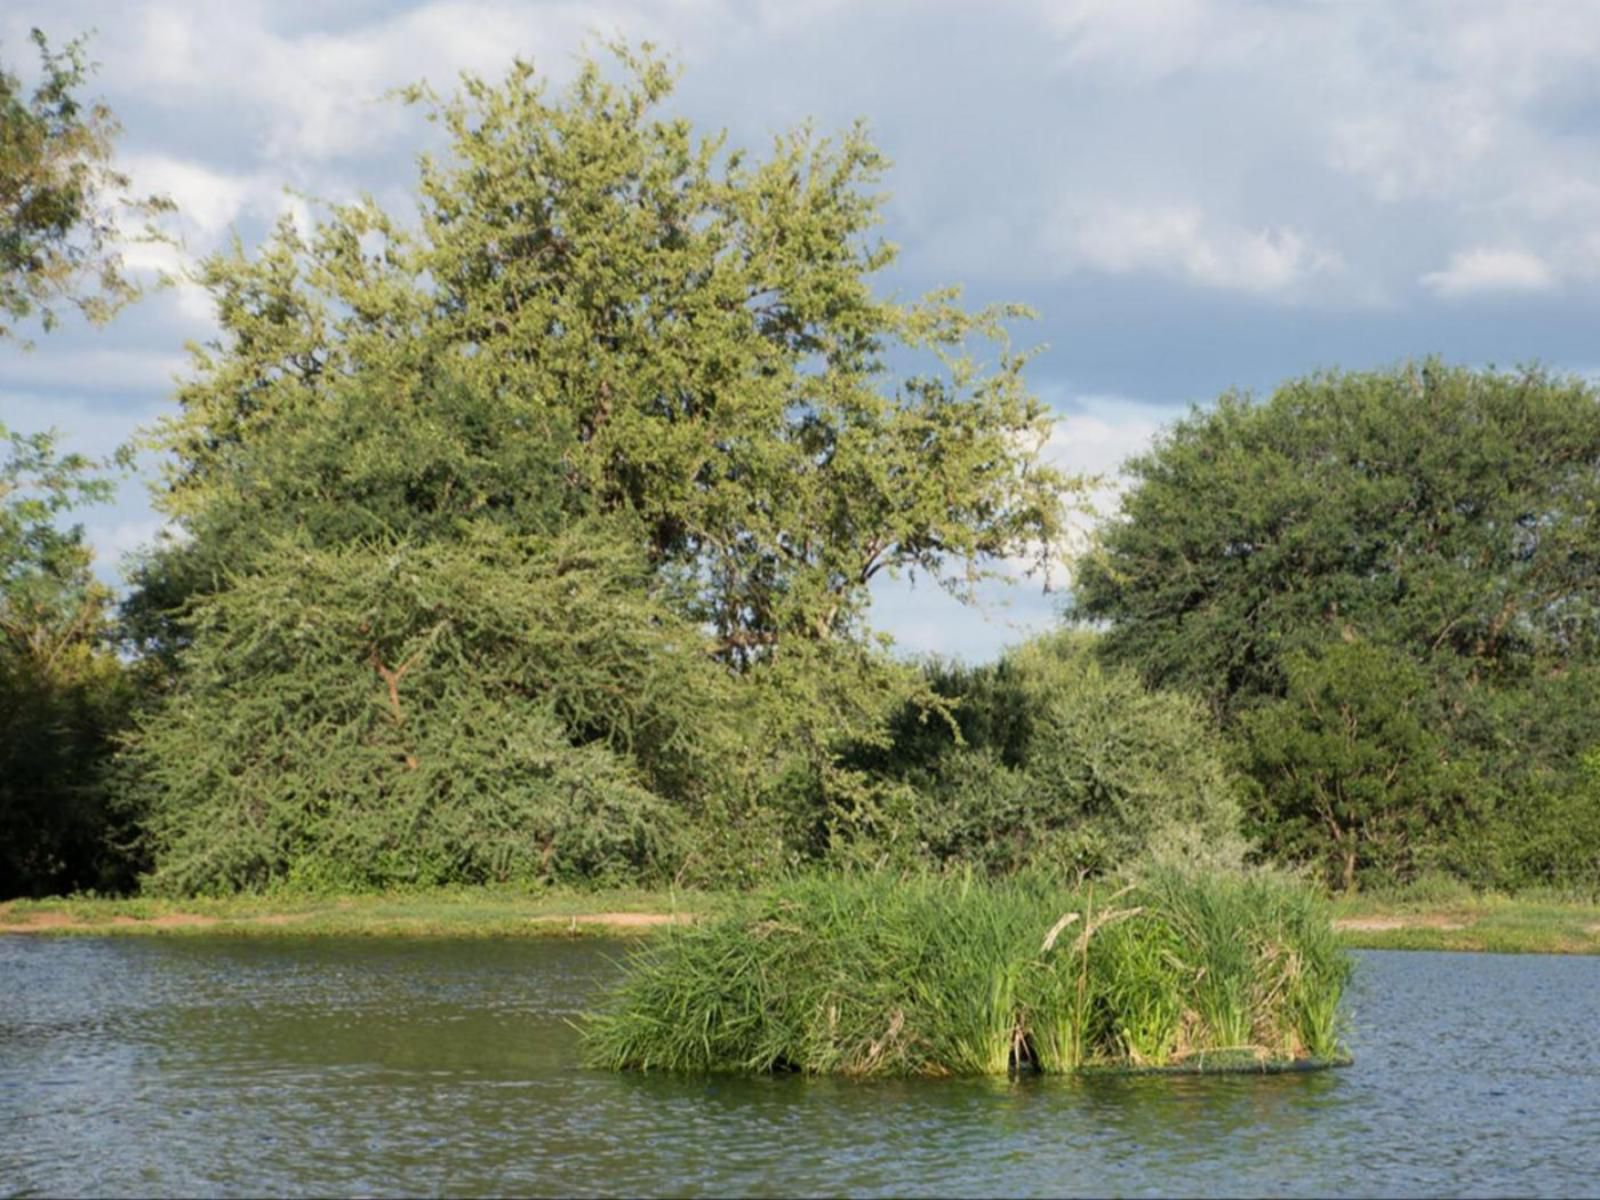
[0,423,132,896]
[121,525,730,895]
[1459,747,1600,895]
[1,29,170,341]
[1235,641,1473,890]
[1076,362,1600,709]
[146,44,1076,663]
[581,868,1350,1076]
[1074,362,1600,891]
[123,365,574,660]
[114,44,1083,895]
[856,632,1247,875]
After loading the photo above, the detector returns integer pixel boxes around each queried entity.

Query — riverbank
[4,885,1599,954]
[1329,889,1600,955]
[0,888,721,938]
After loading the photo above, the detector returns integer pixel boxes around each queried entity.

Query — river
[3,936,1597,1197]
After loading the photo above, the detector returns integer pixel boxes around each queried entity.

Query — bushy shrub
[1457,750,1600,896]
[858,632,1248,875]
[1,625,133,895]
[582,867,1349,1076]
[120,525,727,894]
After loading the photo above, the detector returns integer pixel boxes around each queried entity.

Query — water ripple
[3,936,1597,1197]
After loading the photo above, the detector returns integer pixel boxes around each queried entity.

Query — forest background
[4,25,1599,904]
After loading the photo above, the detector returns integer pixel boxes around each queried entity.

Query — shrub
[858,632,1247,875]
[582,868,1350,1076]
[120,525,724,894]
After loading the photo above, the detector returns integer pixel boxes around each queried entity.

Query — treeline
[1074,367,1600,893]
[3,43,1598,899]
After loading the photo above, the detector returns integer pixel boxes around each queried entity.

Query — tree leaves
[0,29,171,342]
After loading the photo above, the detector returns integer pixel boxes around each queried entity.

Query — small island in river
[582,869,1351,1078]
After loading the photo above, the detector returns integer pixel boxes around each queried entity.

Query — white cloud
[121,155,257,237]
[0,350,189,395]
[1420,248,1556,299]
[1045,400,1165,482]
[1047,205,1340,296]
[123,1,687,164]
[1035,0,1273,82]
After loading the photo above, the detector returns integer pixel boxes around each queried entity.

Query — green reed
[581,868,1351,1077]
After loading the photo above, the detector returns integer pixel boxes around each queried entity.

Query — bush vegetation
[3,37,1598,903]
[1074,363,1600,893]
[848,632,1247,877]
[582,869,1350,1076]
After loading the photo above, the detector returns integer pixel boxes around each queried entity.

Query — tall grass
[582,868,1351,1077]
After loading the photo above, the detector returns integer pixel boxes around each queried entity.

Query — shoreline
[3,890,1598,954]
[0,890,719,940]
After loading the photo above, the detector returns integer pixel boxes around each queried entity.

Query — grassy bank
[4,880,1599,954]
[582,870,1350,1077]
[1331,884,1600,955]
[0,886,722,938]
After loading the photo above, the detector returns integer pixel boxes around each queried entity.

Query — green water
[3,936,1598,1197]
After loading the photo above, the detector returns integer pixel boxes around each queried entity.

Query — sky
[5,0,1600,661]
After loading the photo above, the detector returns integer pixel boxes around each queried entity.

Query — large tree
[145,46,1074,662]
[1073,362,1600,888]
[122,46,1081,891]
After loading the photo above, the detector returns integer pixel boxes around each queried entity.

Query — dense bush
[1456,748,1600,896]
[853,633,1248,876]
[0,617,133,895]
[1074,363,1600,891]
[120,526,729,894]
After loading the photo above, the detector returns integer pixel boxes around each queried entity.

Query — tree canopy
[147,47,1073,663]
[1,28,168,341]
[1074,362,1600,888]
[118,45,1084,892]
[1077,363,1600,704]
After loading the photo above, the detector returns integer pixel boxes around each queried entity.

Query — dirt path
[1332,914,1469,932]
[0,908,1474,936]
[527,912,698,928]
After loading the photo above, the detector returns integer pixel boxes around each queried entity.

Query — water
[3,936,1598,1198]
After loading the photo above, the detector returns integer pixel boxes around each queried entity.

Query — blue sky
[6,0,1600,660]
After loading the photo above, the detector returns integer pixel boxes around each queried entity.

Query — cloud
[0,350,189,395]
[122,0,689,164]
[1046,205,1340,296]
[120,155,257,237]
[1035,0,1274,82]
[1420,248,1556,299]
[1044,397,1167,482]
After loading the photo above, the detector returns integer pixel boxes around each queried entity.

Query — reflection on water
[3,935,1598,1197]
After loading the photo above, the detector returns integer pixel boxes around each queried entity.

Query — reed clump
[581,869,1350,1077]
